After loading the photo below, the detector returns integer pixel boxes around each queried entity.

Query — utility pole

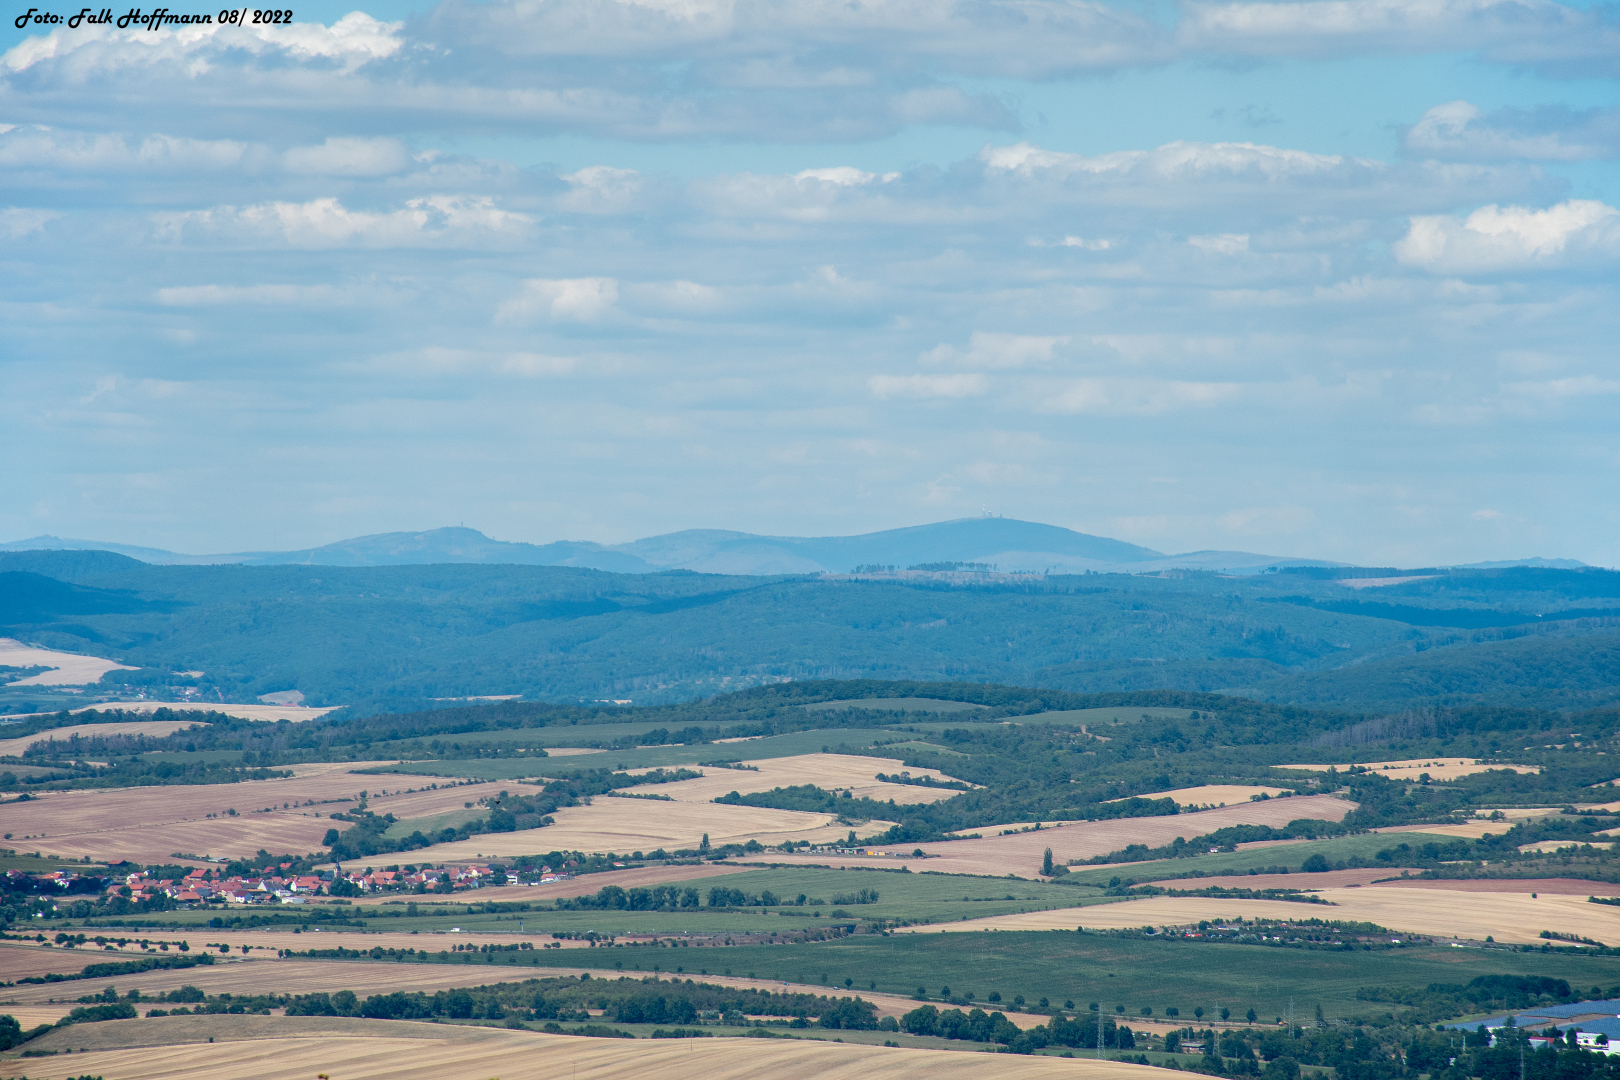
[1287,998,1294,1039]
[1098,1007,1104,1060]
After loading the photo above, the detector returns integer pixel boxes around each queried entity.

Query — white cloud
[1036,378,1241,415]
[497,278,621,323]
[366,347,586,378]
[282,137,410,177]
[156,284,343,306]
[1395,199,1620,273]
[1181,0,1620,74]
[559,166,647,213]
[1404,101,1620,162]
[983,140,1357,182]
[0,207,57,238]
[155,195,533,249]
[923,332,1069,370]
[1189,233,1251,254]
[868,373,990,399]
[2,12,401,74]
[0,127,252,172]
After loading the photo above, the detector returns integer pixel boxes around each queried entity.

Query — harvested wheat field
[67,700,342,723]
[0,638,135,685]
[5,1014,1177,1080]
[2,762,523,863]
[1146,868,1399,891]
[1371,877,1620,896]
[895,885,1620,945]
[1118,785,1289,809]
[639,753,970,805]
[0,956,574,1007]
[1281,758,1539,782]
[1373,808,1564,841]
[418,799,890,863]
[756,794,1357,878]
[0,720,216,759]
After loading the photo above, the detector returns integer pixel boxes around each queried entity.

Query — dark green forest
[2,551,1619,711]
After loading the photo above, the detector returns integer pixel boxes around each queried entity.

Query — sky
[1,0,1617,566]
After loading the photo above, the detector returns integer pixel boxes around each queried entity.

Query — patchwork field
[3,761,518,863]
[1281,758,1540,781]
[412,799,889,863]
[0,637,135,686]
[1120,786,1290,809]
[635,753,970,805]
[750,794,1358,878]
[894,884,1620,945]
[3,1014,1178,1080]
[0,956,572,1008]
[1375,808,1564,840]
[0,719,216,759]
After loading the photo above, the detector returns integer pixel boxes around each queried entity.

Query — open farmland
[894,885,1620,945]
[411,799,888,863]
[634,753,970,805]
[1280,758,1540,781]
[0,637,135,685]
[3,1014,1180,1080]
[2,761,521,863]
[1118,785,1290,808]
[749,794,1358,878]
[9,701,343,723]
[0,956,576,1007]
[0,719,216,758]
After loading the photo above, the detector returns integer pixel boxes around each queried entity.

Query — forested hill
[0,551,1617,712]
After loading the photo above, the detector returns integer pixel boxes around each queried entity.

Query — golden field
[1280,759,1539,782]
[636,753,970,805]
[1117,786,1290,809]
[3,1013,1181,1080]
[894,884,1620,945]
[3,762,524,864]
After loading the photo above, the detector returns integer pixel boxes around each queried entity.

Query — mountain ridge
[0,520,1584,576]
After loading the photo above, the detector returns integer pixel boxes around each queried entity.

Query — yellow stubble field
[418,798,893,862]
[6,1014,1181,1080]
[1281,758,1540,782]
[2,762,526,863]
[0,720,219,759]
[638,753,969,805]
[895,884,1620,945]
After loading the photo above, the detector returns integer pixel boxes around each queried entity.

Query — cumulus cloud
[497,278,622,323]
[1403,100,1620,162]
[0,207,58,238]
[1395,199,1620,272]
[154,195,533,249]
[282,137,411,177]
[1181,0,1620,75]
[923,332,1069,369]
[4,0,1612,149]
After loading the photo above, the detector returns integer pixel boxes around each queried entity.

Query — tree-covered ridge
[5,550,1620,710]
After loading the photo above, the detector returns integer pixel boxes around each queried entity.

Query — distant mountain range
[0,519,1588,576]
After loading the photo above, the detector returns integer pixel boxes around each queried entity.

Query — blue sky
[2,0,1617,565]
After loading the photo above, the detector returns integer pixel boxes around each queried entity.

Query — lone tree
[1042,848,1055,876]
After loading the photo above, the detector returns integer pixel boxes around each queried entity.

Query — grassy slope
[446,933,1620,1022]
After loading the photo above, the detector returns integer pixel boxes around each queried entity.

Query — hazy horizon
[3,0,1616,567]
